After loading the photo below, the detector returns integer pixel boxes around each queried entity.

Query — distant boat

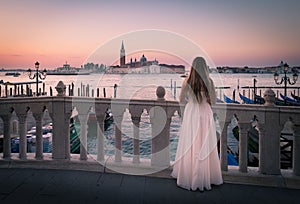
[47,70,90,75]
[47,62,90,75]
[5,72,20,77]
[223,94,240,104]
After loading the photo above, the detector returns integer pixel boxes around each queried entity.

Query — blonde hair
[186,57,216,104]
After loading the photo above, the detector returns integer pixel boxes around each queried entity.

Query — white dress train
[171,92,223,191]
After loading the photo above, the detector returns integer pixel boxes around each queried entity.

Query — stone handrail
[1,85,300,178]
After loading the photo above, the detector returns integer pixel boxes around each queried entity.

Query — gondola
[223,94,240,104]
[254,94,265,104]
[291,93,300,102]
[239,93,265,104]
[239,93,254,104]
[280,93,300,106]
[280,93,298,103]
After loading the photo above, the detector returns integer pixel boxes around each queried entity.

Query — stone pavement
[0,168,300,204]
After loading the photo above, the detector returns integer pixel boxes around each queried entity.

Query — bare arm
[179,78,189,104]
[209,78,216,105]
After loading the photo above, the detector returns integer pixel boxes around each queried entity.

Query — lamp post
[273,62,298,105]
[27,62,47,96]
[253,76,257,104]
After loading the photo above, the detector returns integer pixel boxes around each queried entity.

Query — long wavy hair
[186,57,215,105]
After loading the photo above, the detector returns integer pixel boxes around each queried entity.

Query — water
[2,72,300,161]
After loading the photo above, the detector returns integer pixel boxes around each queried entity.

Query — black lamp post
[253,77,257,104]
[273,62,298,105]
[27,62,47,96]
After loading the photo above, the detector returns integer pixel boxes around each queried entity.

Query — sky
[1,0,300,69]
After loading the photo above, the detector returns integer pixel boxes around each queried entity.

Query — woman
[171,57,223,191]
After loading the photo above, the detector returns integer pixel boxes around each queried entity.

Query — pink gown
[171,92,223,191]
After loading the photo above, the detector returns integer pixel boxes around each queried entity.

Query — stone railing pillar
[258,121,281,175]
[78,114,88,161]
[33,113,44,159]
[150,87,171,167]
[220,121,230,171]
[239,123,249,173]
[51,99,71,160]
[293,124,300,176]
[258,89,281,175]
[51,82,71,159]
[1,115,11,159]
[17,114,27,159]
[150,107,171,167]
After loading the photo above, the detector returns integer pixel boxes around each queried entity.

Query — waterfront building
[107,41,185,74]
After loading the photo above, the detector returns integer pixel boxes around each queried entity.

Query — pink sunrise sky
[0,0,300,69]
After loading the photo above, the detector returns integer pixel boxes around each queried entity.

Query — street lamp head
[27,68,32,77]
[42,68,47,76]
[35,61,40,70]
[283,63,289,72]
[274,72,279,83]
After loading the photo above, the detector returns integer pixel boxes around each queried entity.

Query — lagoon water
[1,72,300,160]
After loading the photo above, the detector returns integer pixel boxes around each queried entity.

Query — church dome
[140,54,147,62]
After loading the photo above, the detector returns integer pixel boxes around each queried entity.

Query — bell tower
[120,40,125,67]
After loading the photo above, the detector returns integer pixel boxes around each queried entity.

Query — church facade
[106,41,185,74]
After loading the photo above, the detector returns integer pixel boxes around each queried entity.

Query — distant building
[107,41,185,74]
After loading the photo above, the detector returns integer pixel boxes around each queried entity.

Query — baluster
[239,123,249,173]
[2,115,12,159]
[18,114,27,159]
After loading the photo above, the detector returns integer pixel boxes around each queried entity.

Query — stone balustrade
[1,83,300,182]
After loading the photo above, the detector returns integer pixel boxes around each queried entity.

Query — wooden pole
[114,84,117,98]
[103,88,106,98]
[174,81,176,98]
